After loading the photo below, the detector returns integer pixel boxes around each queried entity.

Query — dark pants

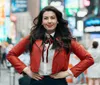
[30,76,68,85]
[19,75,31,85]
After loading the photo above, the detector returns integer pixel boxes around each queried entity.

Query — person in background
[1,43,7,68]
[6,6,94,85]
[0,45,2,64]
[87,41,100,85]
[5,44,14,69]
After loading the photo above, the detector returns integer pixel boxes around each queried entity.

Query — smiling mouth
[47,25,53,27]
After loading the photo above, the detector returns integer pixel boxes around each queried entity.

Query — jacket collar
[35,39,61,58]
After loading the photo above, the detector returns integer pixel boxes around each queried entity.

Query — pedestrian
[0,45,1,58]
[87,41,100,85]
[6,6,94,85]
[1,43,7,68]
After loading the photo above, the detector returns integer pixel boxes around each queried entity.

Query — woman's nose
[48,19,52,23]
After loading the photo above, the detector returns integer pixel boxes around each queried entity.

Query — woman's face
[42,11,58,34]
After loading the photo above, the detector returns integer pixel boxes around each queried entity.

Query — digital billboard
[64,0,79,16]
[11,0,27,13]
[84,17,100,32]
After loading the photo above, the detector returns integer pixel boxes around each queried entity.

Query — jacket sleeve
[70,39,94,77]
[6,36,30,74]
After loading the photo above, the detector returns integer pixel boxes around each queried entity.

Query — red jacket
[7,36,94,77]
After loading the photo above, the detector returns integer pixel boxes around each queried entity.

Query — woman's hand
[50,70,72,79]
[23,66,43,80]
[32,72,43,80]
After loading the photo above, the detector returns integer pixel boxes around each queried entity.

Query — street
[0,66,21,85]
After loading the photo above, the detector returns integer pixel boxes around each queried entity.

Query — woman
[87,41,100,85]
[7,6,94,85]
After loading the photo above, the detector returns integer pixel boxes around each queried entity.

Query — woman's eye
[51,17,55,19]
[44,17,48,19]
[43,16,56,20]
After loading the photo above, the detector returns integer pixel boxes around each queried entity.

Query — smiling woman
[42,11,58,34]
[6,6,94,85]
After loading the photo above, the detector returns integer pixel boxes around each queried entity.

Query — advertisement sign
[49,1,64,16]
[5,0,10,16]
[11,0,27,12]
[84,17,100,32]
[64,0,79,16]
[40,0,48,10]
[0,0,5,25]
[84,18,100,27]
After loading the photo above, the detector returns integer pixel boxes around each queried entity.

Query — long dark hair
[29,6,73,53]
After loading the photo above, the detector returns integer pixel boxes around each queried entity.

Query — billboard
[84,17,100,32]
[40,0,48,10]
[64,0,79,16]
[11,0,27,13]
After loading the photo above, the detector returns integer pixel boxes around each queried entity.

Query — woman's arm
[70,39,94,77]
[6,36,30,74]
